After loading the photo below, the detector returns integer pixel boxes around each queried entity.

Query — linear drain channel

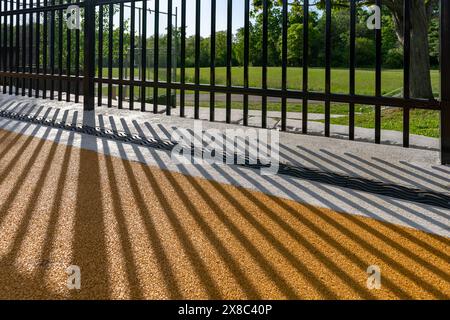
[1,109,450,209]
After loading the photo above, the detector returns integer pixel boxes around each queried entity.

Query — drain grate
[276,165,450,209]
[1,109,449,209]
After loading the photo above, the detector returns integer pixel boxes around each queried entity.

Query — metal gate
[0,0,449,164]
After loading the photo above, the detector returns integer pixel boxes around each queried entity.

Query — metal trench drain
[1,109,449,209]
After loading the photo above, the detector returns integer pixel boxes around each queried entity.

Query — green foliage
[87,0,436,72]
[384,48,403,69]
[169,1,438,70]
[355,38,376,67]
[32,1,439,72]
[428,17,440,67]
[284,23,303,66]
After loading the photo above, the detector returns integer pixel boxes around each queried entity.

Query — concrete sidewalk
[0,93,449,237]
[0,94,445,187]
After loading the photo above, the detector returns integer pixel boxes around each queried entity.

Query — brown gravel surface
[0,128,449,300]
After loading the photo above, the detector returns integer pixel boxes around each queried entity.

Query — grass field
[109,66,440,96]
[184,67,440,97]
[102,67,441,137]
[321,108,440,138]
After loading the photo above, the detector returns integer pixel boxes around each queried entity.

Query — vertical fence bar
[118,2,124,109]
[6,1,8,89]
[4,0,7,96]
[15,0,19,95]
[2,0,6,95]
[0,1,2,93]
[11,0,15,95]
[226,0,232,123]
[281,0,288,131]
[375,0,382,144]
[180,0,186,117]
[129,1,136,110]
[35,0,40,98]
[153,0,159,113]
[141,0,147,112]
[302,0,309,134]
[3,0,6,94]
[130,1,135,110]
[3,0,6,93]
[108,3,113,108]
[9,0,14,95]
[262,0,268,128]
[6,0,9,94]
[9,0,12,94]
[28,0,33,96]
[1,0,4,93]
[441,0,450,164]
[2,0,6,94]
[98,5,103,106]
[11,0,16,95]
[66,0,71,102]
[83,0,96,111]
[2,0,5,95]
[324,0,331,137]
[4,0,7,93]
[403,0,411,147]
[166,0,172,115]
[349,0,356,140]
[5,0,8,94]
[175,6,178,106]
[194,0,200,119]
[50,1,55,99]
[22,0,26,95]
[43,0,48,99]
[210,0,216,122]
[0,1,3,93]
[243,0,249,126]
[58,5,62,100]
[75,0,80,103]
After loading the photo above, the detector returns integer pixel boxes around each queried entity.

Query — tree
[382,0,437,98]
[215,31,229,67]
[255,0,437,98]
[284,23,304,66]
[321,0,437,98]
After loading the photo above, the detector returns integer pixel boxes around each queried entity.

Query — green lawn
[184,67,440,97]
[107,66,440,96]
[101,67,441,138]
[319,108,440,138]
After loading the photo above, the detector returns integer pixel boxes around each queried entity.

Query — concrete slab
[0,93,448,237]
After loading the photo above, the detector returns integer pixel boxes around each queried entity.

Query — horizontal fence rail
[0,0,449,164]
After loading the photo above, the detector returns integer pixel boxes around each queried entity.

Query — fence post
[83,0,96,111]
[441,0,450,164]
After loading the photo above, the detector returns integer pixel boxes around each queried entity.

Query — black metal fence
[0,0,449,164]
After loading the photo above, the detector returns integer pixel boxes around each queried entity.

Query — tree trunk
[409,0,434,99]
[386,0,435,99]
